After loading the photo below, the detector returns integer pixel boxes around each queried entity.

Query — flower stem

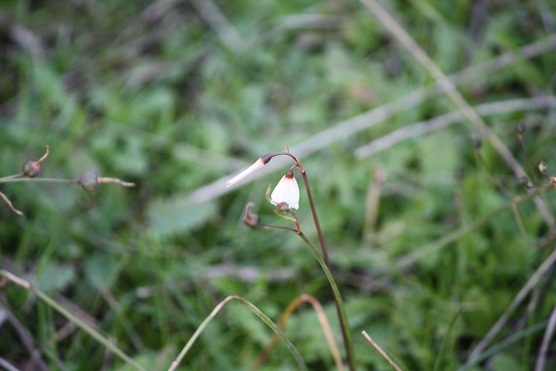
[297,232,354,370]
[270,151,355,370]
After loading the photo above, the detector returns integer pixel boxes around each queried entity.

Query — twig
[359,0,554,226]
[361,330,402,371]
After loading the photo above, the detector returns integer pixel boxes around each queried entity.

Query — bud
[78,171,100,192]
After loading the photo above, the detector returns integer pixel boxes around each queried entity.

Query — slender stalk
[362,331,402,371]
[0,178,78,184]
[298,169,331,269]
[0,173,24,181]
[300,169,355,371]
[297,232,354,371]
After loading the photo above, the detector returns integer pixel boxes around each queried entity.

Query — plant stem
[0,173,24,181]
[297,232,354,370]
[0,178,78,184]
[269,151,355,370]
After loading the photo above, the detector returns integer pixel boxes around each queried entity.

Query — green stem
[0,270,146,371]
[297,232,354,370]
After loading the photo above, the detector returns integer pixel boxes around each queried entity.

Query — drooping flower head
[270,170,299,210]
[226,154,272,187]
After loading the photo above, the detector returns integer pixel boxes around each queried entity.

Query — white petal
[271,175,299,209]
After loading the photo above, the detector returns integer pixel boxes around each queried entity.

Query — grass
[1,0,556,369]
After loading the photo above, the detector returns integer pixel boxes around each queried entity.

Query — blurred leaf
[147,197,217,237]
[83,253,118,286]
[36,262,76,293]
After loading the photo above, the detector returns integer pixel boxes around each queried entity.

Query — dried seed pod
[22,160,42,178]
[78,171,100,192]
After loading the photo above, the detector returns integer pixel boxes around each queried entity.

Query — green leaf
[36,262,76,293]
[147,197,217,238]
[83,253,118,286]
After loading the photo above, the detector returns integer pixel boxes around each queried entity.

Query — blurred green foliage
[1,0,556,369]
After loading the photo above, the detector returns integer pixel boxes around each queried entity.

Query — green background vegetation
[1,0,556,369]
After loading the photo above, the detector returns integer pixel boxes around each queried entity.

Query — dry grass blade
[355,96,556,158]
[362,330,402,370]
[0,191,24,216]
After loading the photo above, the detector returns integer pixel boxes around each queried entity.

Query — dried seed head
[22,145,50,178]
[242,202,260,227]
[78,171,100,192]
[22,161,42,178]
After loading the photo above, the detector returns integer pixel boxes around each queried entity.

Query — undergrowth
[1,0,556,370]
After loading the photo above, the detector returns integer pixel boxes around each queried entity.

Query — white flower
[271,173,299,209]
[226,158,266,187]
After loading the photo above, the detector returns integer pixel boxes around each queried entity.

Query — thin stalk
[297,232,354,371]
[0,174,24,181]
[0,270,145,371]
[300,170,354,371]
[299,169,331,269]
[0,178,78,184]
